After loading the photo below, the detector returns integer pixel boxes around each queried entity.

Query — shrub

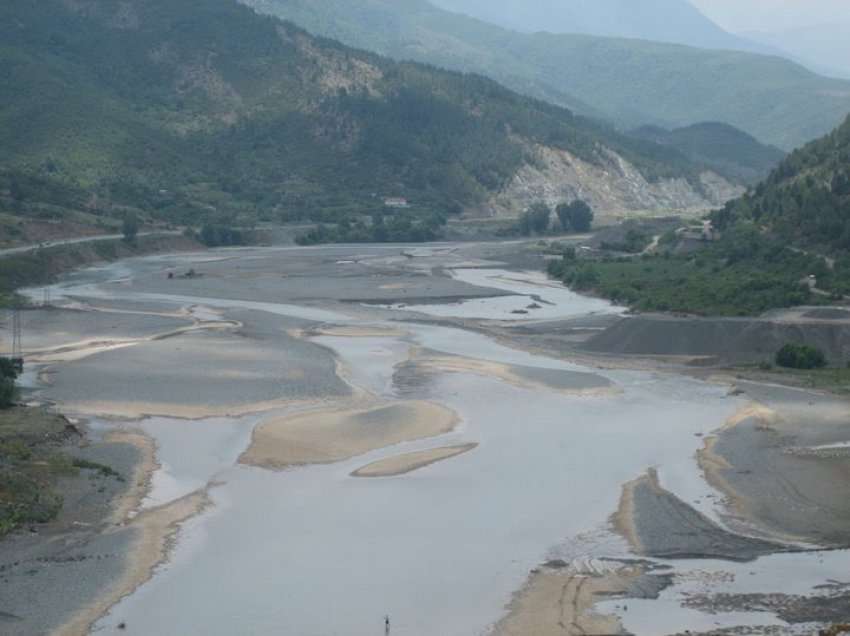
[775,343,827,370]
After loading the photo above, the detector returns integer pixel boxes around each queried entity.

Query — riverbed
[7,242,850,635]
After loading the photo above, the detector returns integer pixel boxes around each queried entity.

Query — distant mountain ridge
[430,0,770,54]
[245,0,850,150]
[0,0,733,232]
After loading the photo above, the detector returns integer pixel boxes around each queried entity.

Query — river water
[23,247,844,635]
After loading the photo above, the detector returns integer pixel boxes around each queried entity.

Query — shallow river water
[22,247,848,635]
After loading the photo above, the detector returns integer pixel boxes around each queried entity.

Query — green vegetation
[600,229,652,254]
[745,365,850,396]
[547,228,825,316]
[775,343,827,370]
[714,115,850,254]
[556,200,595,233]
[518,203,553,236]
[296,210,445,245]
[0,0,709,241]
[0,408,120,536]
[514,200,595,237]
[246,0,850,150]
[199,224,245,248]
[631,122,786,184]
[0,358,19,409]
[122,212,139,245]
[548,114,850,316]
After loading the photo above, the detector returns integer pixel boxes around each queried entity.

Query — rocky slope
[484,144,741,220]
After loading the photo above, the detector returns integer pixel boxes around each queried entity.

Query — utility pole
[10,307,23,373]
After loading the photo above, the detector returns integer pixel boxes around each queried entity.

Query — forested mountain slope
[714,115,850,253]
[245,0,850,150]
[0,0,733,234]
[631,123,786,184]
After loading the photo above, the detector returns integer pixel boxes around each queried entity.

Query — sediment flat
[698,387,850,547]
[351,443,477,477]
[409,350,613,395]
[493,562,635,636]
[240,400,459,469]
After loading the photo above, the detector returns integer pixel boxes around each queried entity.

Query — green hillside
[630,123,786,184]
[245,0,850,150]
[548,115,850,315]
[0,0,706,235]
[714,115,850,253]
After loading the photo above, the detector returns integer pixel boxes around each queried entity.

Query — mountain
[430,0,766,53]
[244,0,850,150]
[714,114,850,253]
[0,0,733,235]
[744,23,850,80]
[630,122,786,184]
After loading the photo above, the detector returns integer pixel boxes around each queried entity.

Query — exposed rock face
[482,143,743,220]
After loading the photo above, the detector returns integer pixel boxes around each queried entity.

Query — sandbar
[493,562,634,636]
[411,351,613,395]
[240,400,459,470]
[351,443,477,477]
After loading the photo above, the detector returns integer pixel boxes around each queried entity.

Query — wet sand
[58,490,211,636]
[493,561,634,636]
[698,388,850,547]
[351,443,478,477]
[240,401,460,469]
[408,349,614,395]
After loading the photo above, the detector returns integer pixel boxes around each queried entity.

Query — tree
[557,199,594,233]
[0,357,19,409]
[122,213,139,244]
[526,202,551,234]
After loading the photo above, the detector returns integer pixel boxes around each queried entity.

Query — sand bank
[351,443,477,477]
[53,428,210,636]
[309,325,407,338]
[493,562,634,636]
[55,491,210,636]
[613,469,783,561]
[411,350,613,395]
[56,396,304,420]
[240,401,459,470]
[698,395,850,547]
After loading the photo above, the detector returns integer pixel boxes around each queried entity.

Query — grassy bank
[0,408,123,537]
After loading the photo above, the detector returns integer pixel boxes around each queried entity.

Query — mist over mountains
[248,0,850,150]
[429,0,771,54]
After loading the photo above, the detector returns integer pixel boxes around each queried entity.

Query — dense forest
[713,114,850,253]
[0,0,708,237]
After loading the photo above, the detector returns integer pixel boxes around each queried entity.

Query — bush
[775,343,827,370]
[556,200,594,232]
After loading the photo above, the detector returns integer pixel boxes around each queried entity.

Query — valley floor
[1,240,849,635]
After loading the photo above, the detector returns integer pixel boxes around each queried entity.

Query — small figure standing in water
[384,615,390,635]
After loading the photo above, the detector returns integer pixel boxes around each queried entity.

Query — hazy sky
[690,0,850,32]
